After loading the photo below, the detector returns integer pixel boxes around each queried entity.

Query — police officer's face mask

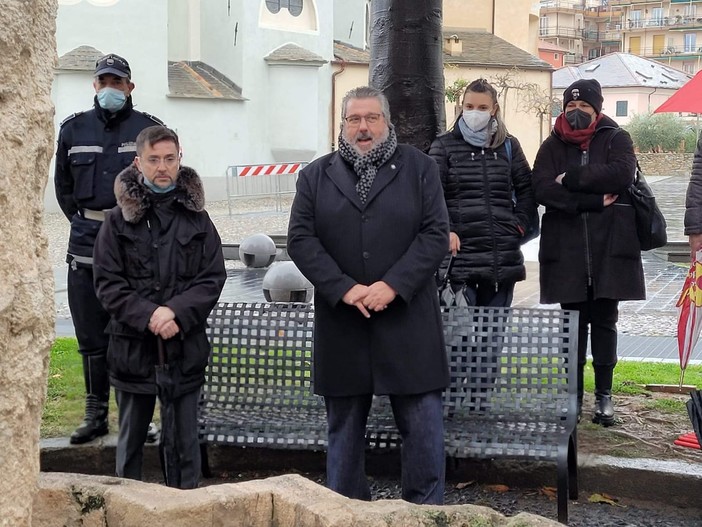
[565,108,593,130]
[97,87,127,112]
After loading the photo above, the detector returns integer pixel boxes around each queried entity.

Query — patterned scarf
[554,112,604,150]
[338,125,398,204]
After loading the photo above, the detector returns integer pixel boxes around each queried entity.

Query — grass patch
[43,337,120,438]
[643,397,687,414]
[583,361,702,395]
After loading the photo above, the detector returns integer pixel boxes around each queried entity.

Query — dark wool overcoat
[287,145,450,397]
[532,114,645,304]
[429,124,535,285]
[93,165,226,395]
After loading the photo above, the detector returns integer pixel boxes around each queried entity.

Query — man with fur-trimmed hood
[93,125,226,488]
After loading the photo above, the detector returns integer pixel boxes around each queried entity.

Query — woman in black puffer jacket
[429,78,536,307]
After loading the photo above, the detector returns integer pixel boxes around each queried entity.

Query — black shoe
[70,395,108,444]
[146,422,159,443]
[577,400,583,424]
[592,395,615,427]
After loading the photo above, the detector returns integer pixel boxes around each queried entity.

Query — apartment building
[540,0,702,73]
[539,1,624,64]
[613,0,702,74]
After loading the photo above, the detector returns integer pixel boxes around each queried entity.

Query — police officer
[54,53,164,444]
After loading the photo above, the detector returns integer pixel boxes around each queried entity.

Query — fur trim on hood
[114,164,205,223]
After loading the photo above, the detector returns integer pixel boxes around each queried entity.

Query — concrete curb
[40,435,702,509]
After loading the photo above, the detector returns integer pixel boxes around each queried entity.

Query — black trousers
[562,291,619,398]
[67,263,111,401]
[115,388,201,489]
[67,263,111,357]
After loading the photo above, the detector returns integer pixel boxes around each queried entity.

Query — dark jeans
[115,388,201,489]
[324,390,445,504]
[562,291,619,398]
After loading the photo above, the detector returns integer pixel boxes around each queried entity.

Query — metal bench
[199,302,579,524]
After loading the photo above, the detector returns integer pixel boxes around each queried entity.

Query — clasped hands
[148,306,180,340]
[555,172,618,207]
[342,281,396,319]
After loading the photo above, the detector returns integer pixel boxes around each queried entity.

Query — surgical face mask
[565,108,593,130]
[462,109,492,131]
[97,87,127,112]
[142,173,176,194]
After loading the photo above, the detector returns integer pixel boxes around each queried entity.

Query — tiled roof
[538,39,570,53]
[168,61,245,100]
[57,45,103,71]
[553,53,692,89]
[333,40,370,64]
[264,43,327,65]
[442,29,553,70]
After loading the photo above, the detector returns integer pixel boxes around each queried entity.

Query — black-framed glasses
[344,113,382,125]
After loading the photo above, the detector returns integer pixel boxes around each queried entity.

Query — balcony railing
[563,53,586,65]
[630,45,702,57]
[626,16,702,30]
[541,27,622,41]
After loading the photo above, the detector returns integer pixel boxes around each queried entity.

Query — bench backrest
[202,302,578,449]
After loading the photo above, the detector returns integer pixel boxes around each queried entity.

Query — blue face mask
[142,174,176,194]
[97,87,127,112]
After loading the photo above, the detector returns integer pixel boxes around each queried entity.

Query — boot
[592,391,615,427]
[70,354,110,444]
[592,366,615,427]
[70,395,109,444]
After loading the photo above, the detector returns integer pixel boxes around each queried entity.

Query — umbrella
[654,70,702,114]
[437,255,471,307]
[676,249,702,387]
[654,70,702,138]
[156,336,181,487]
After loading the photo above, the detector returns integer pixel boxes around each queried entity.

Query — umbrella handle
[157,337,166,367]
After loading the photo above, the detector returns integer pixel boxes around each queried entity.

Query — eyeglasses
[344,113,383,126]
[141,155,179,169]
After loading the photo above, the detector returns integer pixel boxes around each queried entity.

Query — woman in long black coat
[532,79,644,426]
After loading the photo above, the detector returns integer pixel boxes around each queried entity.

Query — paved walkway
[53,174,701,364]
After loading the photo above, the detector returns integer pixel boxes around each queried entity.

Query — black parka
[532,114,645,304]
[428,124,535,285]
[93,165,226,395]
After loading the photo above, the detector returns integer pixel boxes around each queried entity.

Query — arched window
[260,0,317,32]
[266,0,303,17]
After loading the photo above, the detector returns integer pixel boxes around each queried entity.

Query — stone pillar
[0,2,56,526]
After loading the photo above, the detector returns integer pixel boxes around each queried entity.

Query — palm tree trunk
[369,0,445,152]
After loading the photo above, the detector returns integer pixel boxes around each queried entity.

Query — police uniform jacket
[287,145,450,397]
[93,164,226,395]
[54,97,163,262]
[532,114,645,304]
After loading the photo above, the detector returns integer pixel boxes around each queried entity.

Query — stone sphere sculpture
[239,233,277,268]
[262,262,314,303]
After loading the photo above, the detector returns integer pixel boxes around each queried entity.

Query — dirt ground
[576,390,701,463]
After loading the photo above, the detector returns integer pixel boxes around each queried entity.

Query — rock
[33,473,561,526]
[0,2,56,526]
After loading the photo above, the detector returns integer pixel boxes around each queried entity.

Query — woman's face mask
[565,108,593,130]
[462,109,492,131]
[97,87,127,113]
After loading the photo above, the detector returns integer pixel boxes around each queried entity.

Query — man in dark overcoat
[287,86,450,504]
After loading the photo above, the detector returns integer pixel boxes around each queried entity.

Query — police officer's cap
[94,54,131,79]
